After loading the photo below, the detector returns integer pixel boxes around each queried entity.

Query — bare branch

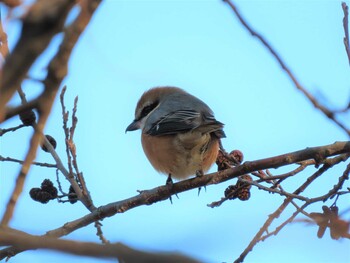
[0,124,26,136]
[233,154,347,263]
[0,155,57,168]
[223,0,350,136]
[4,99,39,122]
[342,2,350,65]
[0,0,75,121]
[0,0,102,226]
[47,141,350,233]
[0,141,345,259]
[0,228,200,263]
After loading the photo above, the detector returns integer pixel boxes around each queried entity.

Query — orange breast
[141,133,219,179]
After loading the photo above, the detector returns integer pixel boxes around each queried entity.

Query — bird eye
[140,101,159,119]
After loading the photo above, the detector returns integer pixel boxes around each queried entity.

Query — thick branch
[1,141,349,259]
[43,141,350,236]
[0,0,74,121]
[0,0,102,226]
[0,229,200,263]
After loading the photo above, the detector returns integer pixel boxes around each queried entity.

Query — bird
[126,86,225,183]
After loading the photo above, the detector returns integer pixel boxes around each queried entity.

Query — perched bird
[126,87,225,181]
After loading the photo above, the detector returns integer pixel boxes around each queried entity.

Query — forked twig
[223,0,350,136]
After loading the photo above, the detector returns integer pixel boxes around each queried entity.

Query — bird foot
[195,169,204,177]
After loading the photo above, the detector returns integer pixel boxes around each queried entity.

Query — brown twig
[311,160,350,203]
[60,86,74,176]
[223,0,350,136]
[342,2,350,65]
[59,88,95,207]
[60,87,105,242]
[0,1,75,227]
[94,221,109,245]
[0,155,57,168]
[0,124,26,136]
[4,98,39,121]
[0,123,44,225]
[208,155,346,208]
[0,0,75,121]
[262,161,350,241]
[207,167,311,208]
[38,0,102,212]
[0,0,102,227]
[233,154,347,263]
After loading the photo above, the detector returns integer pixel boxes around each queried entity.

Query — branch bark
[0,0,74,121]
[0,228,200,263]
[1,141,348,259]
[0,0,102,226]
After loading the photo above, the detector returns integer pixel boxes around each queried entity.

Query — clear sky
[1,1,350,263]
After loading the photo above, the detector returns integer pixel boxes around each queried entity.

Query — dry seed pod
[41,135,57,152]
[19,110,36,126]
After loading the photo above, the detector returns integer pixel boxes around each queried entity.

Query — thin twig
[259,161,350,242]
[60,86,74,176]
[4,99,39,122]
[59,87,95,210]
[223,0,350,136]
[0,124,26,136]
[0,155,57,168]
[242,179,310,201]
[94,221,109,245]
[55,168,66,195]
[60,87,104,242]
[342,2,350,65]
[233,154,348,263]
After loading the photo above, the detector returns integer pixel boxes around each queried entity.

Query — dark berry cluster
[29,179,58,204]
[216,149,244,171]
[224,174,252,201]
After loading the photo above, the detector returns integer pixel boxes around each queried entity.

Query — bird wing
[146,109,225,137]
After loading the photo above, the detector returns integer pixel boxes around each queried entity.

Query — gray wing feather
[147,109,225,138]
[147,110,200,135]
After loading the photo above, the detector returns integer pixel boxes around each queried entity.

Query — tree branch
[0,0,102,227]
[0,0,74,121]
[1,141,348,259]
[223,0,350,136]
[0,155,57,168]
[342,2,350,65]
[233,154,348,263]
[0,228,200,263]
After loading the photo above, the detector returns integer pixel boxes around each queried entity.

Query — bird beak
[125,120,140,133]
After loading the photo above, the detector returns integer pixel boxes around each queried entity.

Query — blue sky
[1,1,350,262]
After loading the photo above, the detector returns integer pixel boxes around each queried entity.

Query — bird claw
[195,170,204,177]
[197,185,207,196]
[166,174,174,187]
[165,174,179,203]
